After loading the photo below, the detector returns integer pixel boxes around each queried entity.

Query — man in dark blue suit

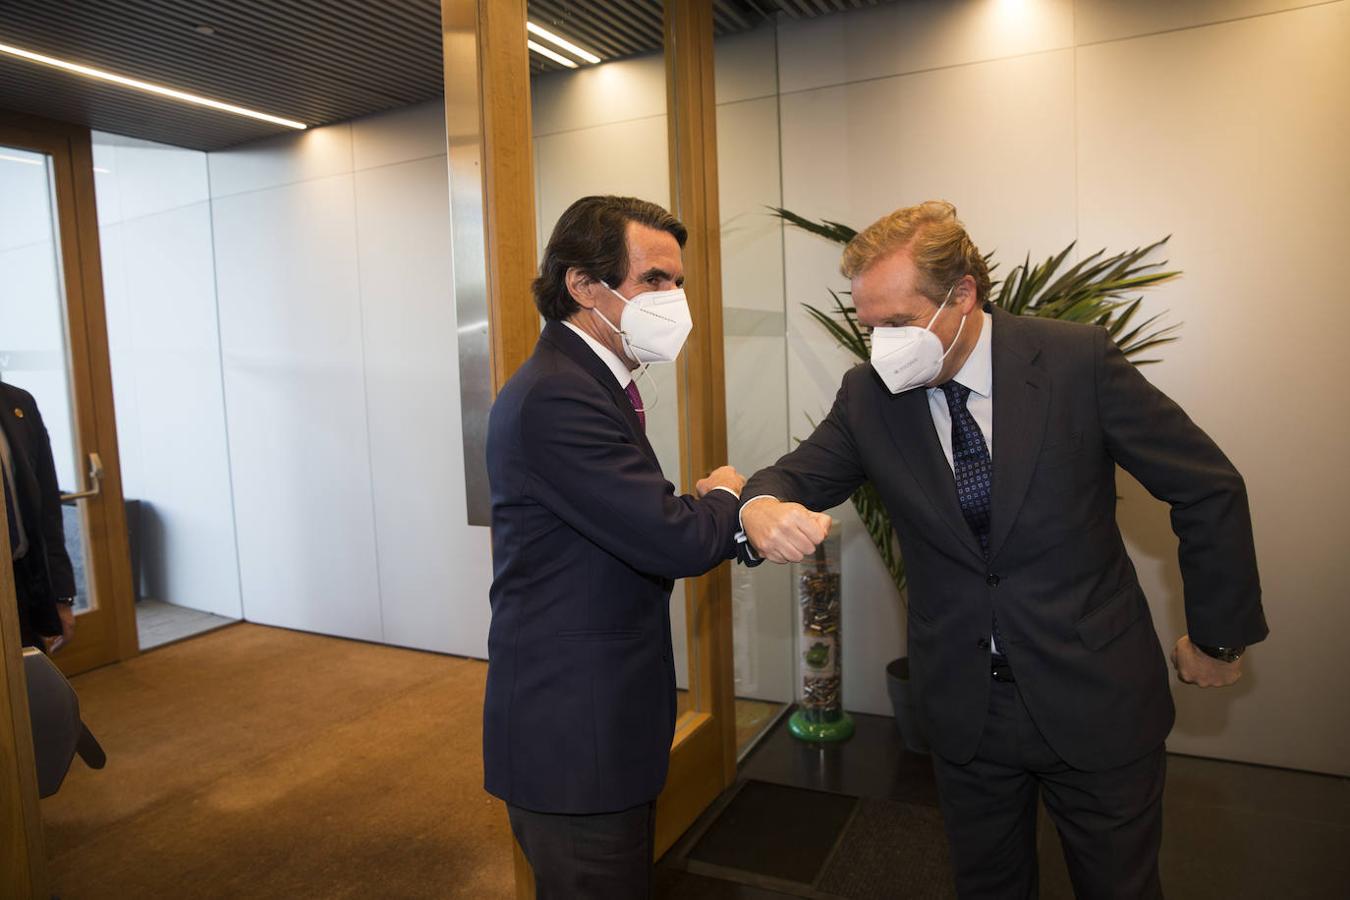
[741,202,1265,898]
[3,379,77,653]
[484,196,762,898]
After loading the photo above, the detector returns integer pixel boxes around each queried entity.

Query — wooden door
[0,113,137,676]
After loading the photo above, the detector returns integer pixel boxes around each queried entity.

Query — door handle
[60,452,103,502]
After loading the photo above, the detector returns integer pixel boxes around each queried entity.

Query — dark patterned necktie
[940,381,1003,652]
[624,380,645,431]
[940,382,992,550]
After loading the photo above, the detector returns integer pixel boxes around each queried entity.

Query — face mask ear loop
[590,304,622,336]
[632,363,658,413]
[940,308,969,363]
[924,283,958,334]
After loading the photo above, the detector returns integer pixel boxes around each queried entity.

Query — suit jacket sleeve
[519,376,739,580]
[740,371,868,515]
[29,399,76,599]
[1094,328,1266,647]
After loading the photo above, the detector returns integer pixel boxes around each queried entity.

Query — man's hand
[741,497,833,563]
[696,466,746,498]
[44,603,76,654]
[1171,635,1242,687]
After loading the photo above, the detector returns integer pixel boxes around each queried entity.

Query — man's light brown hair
[840,200,991,305]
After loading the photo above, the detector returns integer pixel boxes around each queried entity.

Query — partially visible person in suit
[2,378,77,654]
[739,201,1266,899]
[484,195,761,899]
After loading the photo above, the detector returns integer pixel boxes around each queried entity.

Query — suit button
[977,638,990,649]
[986,573,1000,586]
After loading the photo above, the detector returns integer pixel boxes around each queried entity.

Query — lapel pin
[13,408,23,418]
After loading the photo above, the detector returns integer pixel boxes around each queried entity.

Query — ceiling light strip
[526,22,601,65]
[0,41,307,129]
[527,40,577,69]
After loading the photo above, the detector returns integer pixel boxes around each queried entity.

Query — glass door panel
[0,145,97,618]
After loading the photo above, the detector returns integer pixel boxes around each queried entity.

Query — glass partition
[528,3,705,714]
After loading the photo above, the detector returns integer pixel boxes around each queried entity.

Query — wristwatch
[1194,643,1244,663]
[55,597,75,607]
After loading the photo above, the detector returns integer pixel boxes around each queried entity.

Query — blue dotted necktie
[940,381,1003,651]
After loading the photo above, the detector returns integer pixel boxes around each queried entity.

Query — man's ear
[955,274,980,313]
[565,267,598,309]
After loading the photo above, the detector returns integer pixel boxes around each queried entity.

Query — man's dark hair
[533,195,687,321]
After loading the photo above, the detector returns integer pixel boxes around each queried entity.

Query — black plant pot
[886,657,929,755]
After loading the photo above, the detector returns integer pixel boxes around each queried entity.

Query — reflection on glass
[714,22,795,756]
[529,12,707,714]
[0,145,95,614]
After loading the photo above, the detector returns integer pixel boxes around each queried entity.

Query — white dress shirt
[562,320,633,389]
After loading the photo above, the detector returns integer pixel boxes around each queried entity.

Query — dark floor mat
[687,780,859,884]
[817,799,956,899]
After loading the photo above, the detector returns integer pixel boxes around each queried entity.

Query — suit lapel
[540,322,659,465]
[879,381,986,563]
[986,307,1049,561]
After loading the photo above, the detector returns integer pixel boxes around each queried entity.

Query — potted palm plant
[774,208,1182,753]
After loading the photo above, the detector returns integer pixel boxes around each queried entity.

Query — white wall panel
[92,132,243,620]
[354,155,492,657]
[351,100,447,171]
[779,50,1078,268]
[715,23,779,105]
[1073,0,1326,45]
[97,134,211,224]
[532,52,667,137]
[1076,1,1350,773]
[777,0,1073,95]
[212,173,382,640]
[716,97,785,317]
[207,125,354,198]
[110,205,242,618]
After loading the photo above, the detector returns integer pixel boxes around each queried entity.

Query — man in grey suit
[740,201,1266,898]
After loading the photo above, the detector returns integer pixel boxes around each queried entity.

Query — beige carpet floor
[40,623,515,899]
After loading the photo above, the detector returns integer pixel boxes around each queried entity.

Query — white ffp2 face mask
[869,286,967,394]
[592,283,693,365]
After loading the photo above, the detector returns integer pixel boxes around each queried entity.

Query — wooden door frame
[1,516,47,899]
[0,111,139,676]
[655,0,738,852]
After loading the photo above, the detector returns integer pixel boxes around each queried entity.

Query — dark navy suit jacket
[743,306,1267,771]
[483,321,740,814]
[2,382,76,641]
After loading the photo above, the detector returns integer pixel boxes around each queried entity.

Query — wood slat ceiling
[0,0,888,152]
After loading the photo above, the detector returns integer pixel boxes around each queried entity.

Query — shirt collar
[940,309,993,398]
[562,320,633,389]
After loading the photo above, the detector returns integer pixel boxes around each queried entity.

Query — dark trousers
[508,801,655,900]
[932,678,1166,900]
[14,580,46,651]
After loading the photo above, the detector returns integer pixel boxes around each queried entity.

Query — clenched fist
[1171,635,1243,688]
[740,497,833,563]
[696,465,746,498]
